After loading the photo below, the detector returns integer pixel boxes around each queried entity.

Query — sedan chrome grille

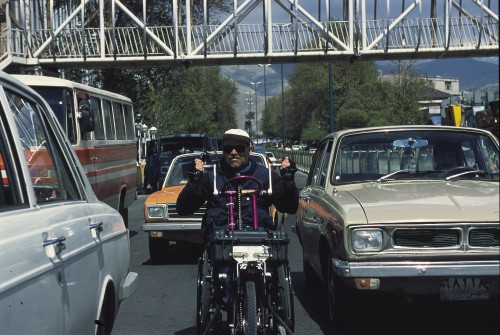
[469,228,500,247]
[391,226,500,248]
[393,229,460,247]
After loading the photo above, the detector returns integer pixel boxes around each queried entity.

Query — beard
[226,155,247,169]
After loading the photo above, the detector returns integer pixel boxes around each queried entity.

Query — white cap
[222,129,252,144]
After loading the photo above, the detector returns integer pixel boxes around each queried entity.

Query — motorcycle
[196,163,295,335]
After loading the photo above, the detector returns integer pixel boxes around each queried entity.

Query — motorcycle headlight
[147,205,167,219]
[351,229,383,252]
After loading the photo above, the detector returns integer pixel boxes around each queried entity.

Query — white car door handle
[43,236,66,248]
[43,236,66,257]
[89,221,104,238]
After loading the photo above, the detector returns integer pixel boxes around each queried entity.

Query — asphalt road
[112,172,499,335]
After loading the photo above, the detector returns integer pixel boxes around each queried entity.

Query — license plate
[440,277,490,301]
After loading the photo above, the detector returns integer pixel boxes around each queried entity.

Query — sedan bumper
[333,258,500,277]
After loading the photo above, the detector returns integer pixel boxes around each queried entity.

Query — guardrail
[267,148,313,174]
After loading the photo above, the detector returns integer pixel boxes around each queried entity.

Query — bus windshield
[32,87,77,144]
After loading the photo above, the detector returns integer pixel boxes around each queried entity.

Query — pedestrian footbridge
[0,0,498,72]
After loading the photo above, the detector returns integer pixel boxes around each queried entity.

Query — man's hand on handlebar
[194,158,204,173]
[187,158,205,183]
[279,157,297,182]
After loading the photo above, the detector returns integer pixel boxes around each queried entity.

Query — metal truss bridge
[0,0,498,72]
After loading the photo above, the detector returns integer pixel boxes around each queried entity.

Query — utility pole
[250,81,261,140]
[258,64,271,137]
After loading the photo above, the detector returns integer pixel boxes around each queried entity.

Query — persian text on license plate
[440,277,490,301]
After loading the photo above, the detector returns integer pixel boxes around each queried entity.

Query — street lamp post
[273,23,291,149]
[281,65,285,148]
[250,81,261,140]
[246,92,254,137]
[258,64,271,138]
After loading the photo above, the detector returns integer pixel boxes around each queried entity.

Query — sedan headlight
[147,204,168,219]
[351,229,383,252]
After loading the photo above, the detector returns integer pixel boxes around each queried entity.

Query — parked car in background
[265,151,278,164]
[142,151,282,262]
[296,125,499,324]
[0,71,138,335]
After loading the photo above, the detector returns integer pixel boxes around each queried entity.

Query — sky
[227,0,499,25]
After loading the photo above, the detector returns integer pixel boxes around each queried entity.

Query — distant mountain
[377,58,499,90]
[222,58,499,128]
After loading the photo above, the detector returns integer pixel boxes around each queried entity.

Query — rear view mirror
[393,138,428,149]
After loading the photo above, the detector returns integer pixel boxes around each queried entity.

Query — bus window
[31,87,77,144]
[113,102,126,140]
[91,97,105,140]
[123,104,135,140]
[103,100,115,140]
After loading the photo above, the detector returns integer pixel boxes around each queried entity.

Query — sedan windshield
[332,130,499,184]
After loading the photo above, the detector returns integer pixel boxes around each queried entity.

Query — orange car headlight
[146,204,168,219]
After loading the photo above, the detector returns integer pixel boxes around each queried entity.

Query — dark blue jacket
[176,158,299,237]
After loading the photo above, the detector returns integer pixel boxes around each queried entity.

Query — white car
[0,71,138,335]
[265,151,278,164]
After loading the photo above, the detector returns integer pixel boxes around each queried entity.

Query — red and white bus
[14,74,137,227]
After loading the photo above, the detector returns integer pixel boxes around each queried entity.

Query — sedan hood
[340,181,499,224]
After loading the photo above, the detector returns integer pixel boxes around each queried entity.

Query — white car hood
[341,181,500,223]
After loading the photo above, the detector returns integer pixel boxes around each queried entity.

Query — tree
[267,60,379,141]
[301,117,329,143]
[139,66,238,137]
[387,61,435,125]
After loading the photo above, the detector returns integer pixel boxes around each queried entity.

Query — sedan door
[299,141,333,271]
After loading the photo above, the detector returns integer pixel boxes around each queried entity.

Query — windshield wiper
[377,169,412,182]
[446,170,487,181]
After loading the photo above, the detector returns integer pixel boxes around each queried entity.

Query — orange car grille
[167,202,206,221]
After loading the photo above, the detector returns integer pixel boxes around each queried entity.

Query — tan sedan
[296,125,499,325]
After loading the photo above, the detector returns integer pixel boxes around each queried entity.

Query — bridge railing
[3,16,497,61]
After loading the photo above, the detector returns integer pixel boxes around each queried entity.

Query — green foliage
[301,117,329,143]
[66,66,238,138]
[261,60,435,142]
[274,61,379,141]
[386,61,435,125]
[139,66,238,137]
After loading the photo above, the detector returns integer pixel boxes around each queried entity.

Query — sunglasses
[223,145,247,154]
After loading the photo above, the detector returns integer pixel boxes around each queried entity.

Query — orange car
[142,151,282,262]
